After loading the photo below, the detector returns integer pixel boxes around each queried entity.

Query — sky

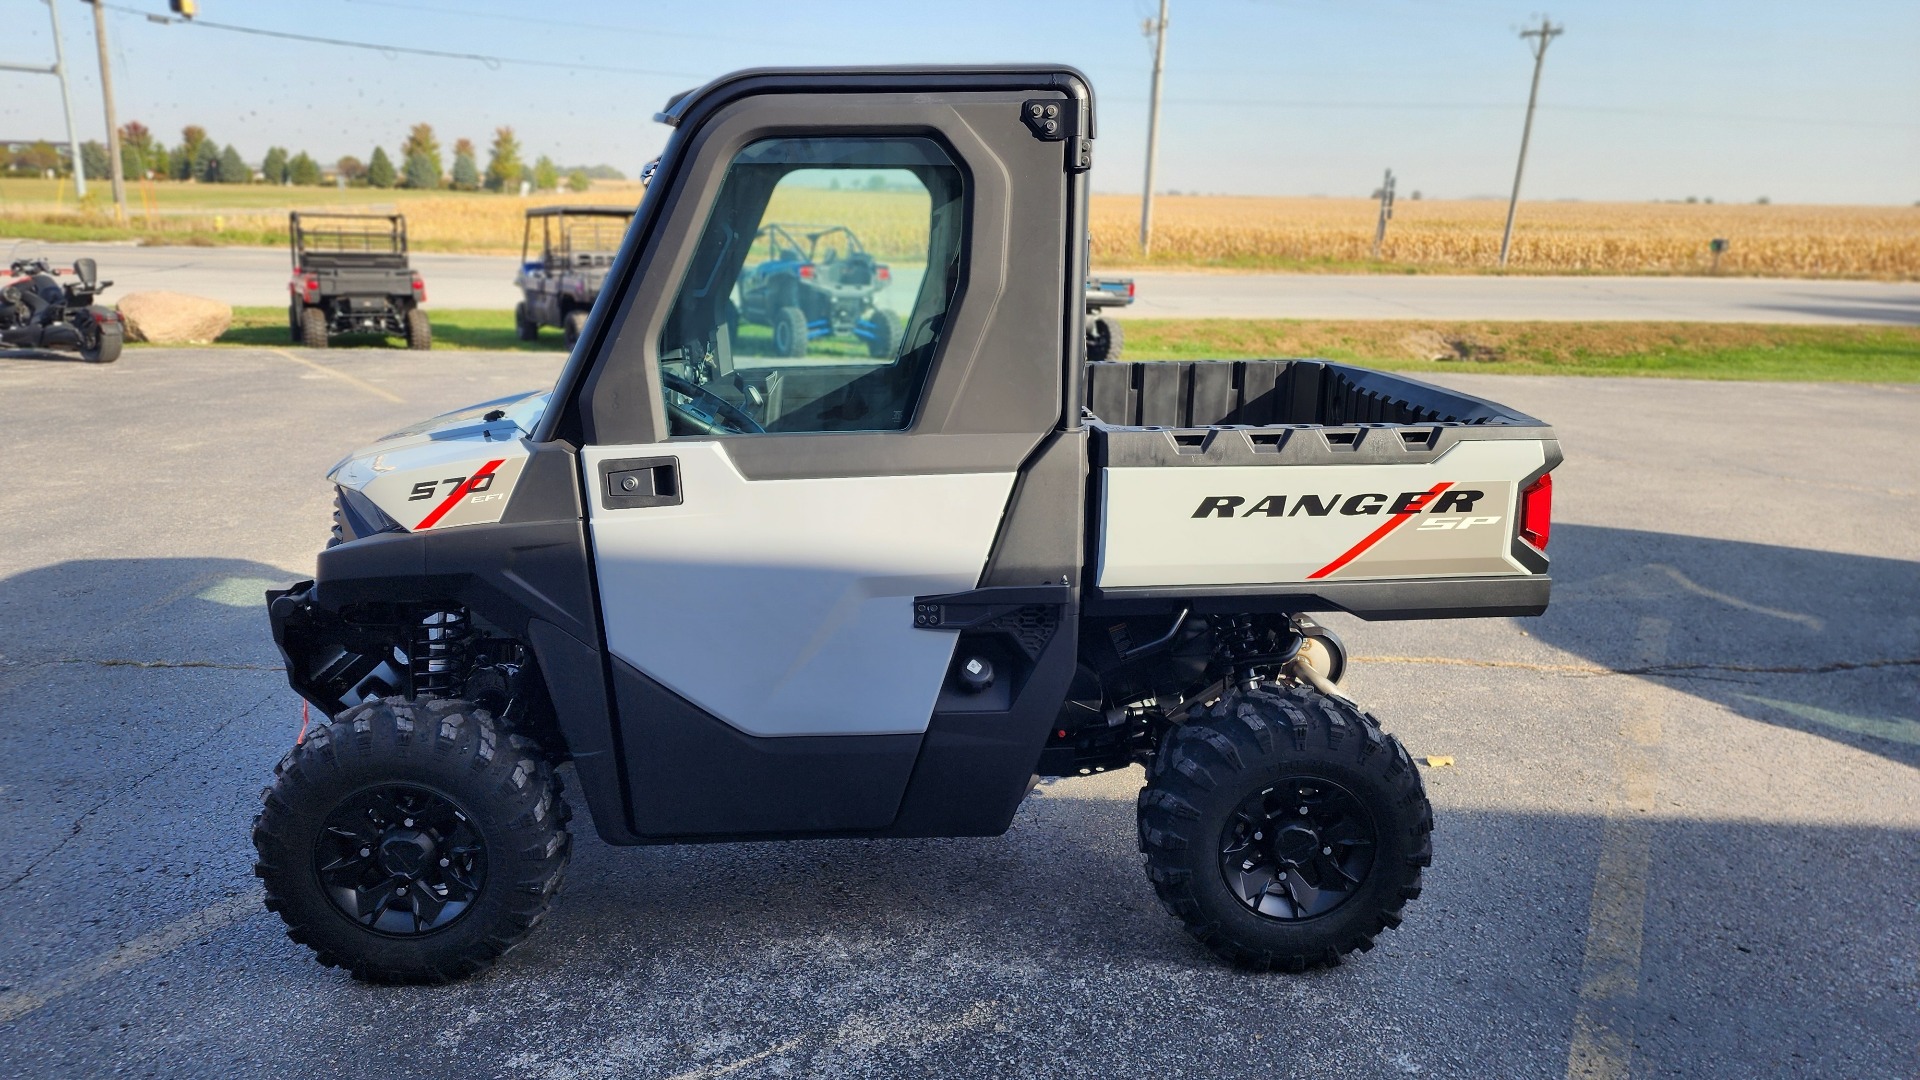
[2,0,1915,204]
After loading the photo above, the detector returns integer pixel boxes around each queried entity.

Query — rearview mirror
[73,257,97,289]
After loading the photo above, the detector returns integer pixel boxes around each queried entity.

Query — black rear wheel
[861,307,902,358]
[1138,685,1431,971]
[1086,316,1124,362]
[771,305,809,358]
[405,307,432,351]
[299,305,329,349]
[253,698,571,983]
[81,319,122,364]
[515,301,538,342]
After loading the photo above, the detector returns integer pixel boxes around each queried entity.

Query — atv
[287,213,430,350]
[514,206,635,347]
[734,223,899,359]
[254,66,1560,984]
[0,253,123,363]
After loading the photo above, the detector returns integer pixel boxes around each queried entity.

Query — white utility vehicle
[255,65,1559,983]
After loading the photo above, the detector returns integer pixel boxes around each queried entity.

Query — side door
[566,78,1080,838]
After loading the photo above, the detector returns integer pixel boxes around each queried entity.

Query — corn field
[1091,195,1920,278]
[2,175,1914,278]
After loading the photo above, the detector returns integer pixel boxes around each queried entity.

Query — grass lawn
[204,308,1920,382]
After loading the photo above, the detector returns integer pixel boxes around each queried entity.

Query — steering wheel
[661,370,765,436]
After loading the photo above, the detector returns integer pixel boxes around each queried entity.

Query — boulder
[117,291,233,344]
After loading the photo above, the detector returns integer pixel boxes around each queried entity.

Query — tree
[367,146,396,189]
[566,168,590,193]
[145,144,170,180]
[19,140,62,176]
[289,152,323,186]
[118,122,154,178]
[176,125,210,180]
[449,138,479,191]
[191,139,221,182]
[336,155,366,185]
[402,150,439,191]
[217,144,250,183]
[119,121,154,157]
[261,147,290,185]
[400,123,443,184]
[80,141,111,181]
[484,126,522,192]
[531,155,559,192]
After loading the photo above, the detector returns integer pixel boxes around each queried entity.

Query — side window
[655,137,965,435]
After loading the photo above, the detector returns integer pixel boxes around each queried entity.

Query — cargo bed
[1083,360,1560,620]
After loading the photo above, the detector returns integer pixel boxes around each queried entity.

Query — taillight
[292,274,320,305]
[798,265,814,279]
[1520,473,1553,549]
[411,272,426,303]
[1126,280,1136,297]
[876,265,890,281]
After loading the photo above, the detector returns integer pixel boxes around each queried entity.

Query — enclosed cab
[254,66,1557,984]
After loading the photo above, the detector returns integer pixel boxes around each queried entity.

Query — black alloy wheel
[1219,775,1377,921]
[314,783,486,936]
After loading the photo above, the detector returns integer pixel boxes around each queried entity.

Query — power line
[103,4,709,80]
[336,0,743,45]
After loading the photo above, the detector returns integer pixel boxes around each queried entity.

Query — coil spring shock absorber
[409,608,473,696]
[1211,615,1265,693]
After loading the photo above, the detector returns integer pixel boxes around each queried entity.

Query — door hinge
[1020,99,1092,172]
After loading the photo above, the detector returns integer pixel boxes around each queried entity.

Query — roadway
[8,240,1917,323]
[0,346,1914,1078]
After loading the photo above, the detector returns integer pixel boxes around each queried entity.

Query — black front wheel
[253,698,571,983]
[562,310,588,348]
[1138,685,1431,971]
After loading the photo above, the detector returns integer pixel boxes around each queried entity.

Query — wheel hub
[1271,823,1321,864]
[378,830,435,877]
[1220,776,1378,921]
[313,783,487,937]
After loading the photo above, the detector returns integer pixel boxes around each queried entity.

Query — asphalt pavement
[0,347,1915,1079]
[10,240,1918,323]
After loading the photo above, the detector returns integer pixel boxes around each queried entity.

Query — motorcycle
[0,255,124,363]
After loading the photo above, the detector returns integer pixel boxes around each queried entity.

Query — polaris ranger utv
[287,213,430,350]
[514,206,636,347]
[255,66,1559,983]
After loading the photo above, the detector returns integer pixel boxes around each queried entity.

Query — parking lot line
[1565,617,1670,1079]
[0,894,259,1024]
[265,348,405,404]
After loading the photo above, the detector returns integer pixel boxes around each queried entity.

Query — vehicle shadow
[0,347,91,364]
[1527,524,1920,767]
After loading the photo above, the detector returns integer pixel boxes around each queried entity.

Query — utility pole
[86,0,129,221]
[1498,16,1562,268]
[1,1,88,197]
[1371,168,1396,260]
[1139,0,1169,256]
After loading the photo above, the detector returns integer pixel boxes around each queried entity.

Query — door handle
[599,456,682,510]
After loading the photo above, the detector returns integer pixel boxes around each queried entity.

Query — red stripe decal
[1307,482,1452,580]
[413,458,505,531]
